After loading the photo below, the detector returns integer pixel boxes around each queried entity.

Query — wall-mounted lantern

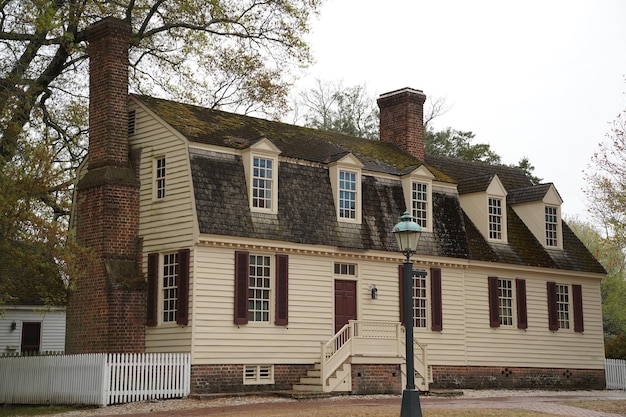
[10,321,16,331]
[370,284,378,300]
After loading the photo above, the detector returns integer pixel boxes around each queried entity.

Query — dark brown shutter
[516,278,528,330]
[234,251,249,325]
[398,265,405,325]
[572,284,584,333]
[430,268,443,331]
[176,249,190,326]
[547,281,558,331]
[146,253,159,326]
[275,254,289,326]
[488,276,500,328]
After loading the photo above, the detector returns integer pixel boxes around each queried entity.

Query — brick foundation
[351,364,402,394]
[191,364,309,394]
[431,366,606,390]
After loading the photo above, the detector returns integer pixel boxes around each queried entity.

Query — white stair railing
[320,322,354,391]
[400,326,429,390]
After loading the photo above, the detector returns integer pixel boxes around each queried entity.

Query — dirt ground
[49,390,626,417]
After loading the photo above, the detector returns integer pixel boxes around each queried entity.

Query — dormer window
[412,182,428,228]
[457,174,507,242]
[242,138,281,214]
[508,183,563,250]
[252,157,273,209]
[339,170,357,219]
[545,205,559,247]
[488,197,503,240]
[329,153,363,224]
[401,166,434,232]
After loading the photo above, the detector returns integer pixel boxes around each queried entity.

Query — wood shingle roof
[138,95,604,275]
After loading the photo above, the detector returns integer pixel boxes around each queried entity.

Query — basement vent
[128,110,136,135]
[243,364,274,385]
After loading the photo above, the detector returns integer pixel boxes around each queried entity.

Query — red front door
[334,280,357,333]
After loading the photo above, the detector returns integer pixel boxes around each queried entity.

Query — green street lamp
[392,210,423,417]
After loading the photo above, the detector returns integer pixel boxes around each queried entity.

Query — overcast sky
[297,0,626,222]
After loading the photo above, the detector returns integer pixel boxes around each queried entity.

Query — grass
[0,405,86,417]
[566,399,626,414]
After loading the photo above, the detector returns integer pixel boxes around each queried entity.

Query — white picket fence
[0,353,190,406]
[606,358,626,390]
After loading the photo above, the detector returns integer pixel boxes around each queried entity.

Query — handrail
[320,322,353,391]
[319,321,429,392]
[400,326,429,390]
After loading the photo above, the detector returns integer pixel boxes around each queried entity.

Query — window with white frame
[413,273,428,328]
[498,279,513,326]
[488,197,503,240]
[244,365,274,385]
[249,255,271,322]
[252,157,273,209]
[338,170,357,219]
[545,206,558,247]
[557,284,570,329]
[334,262,356,276]
[162,252,178,323]
[412,182,428,228]
[155,157,166,200]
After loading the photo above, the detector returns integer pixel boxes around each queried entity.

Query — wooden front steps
[293,362,352,392]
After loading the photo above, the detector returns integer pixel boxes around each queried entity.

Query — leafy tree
[515,156,542,185]
[424,128,501,165]
[567,218,626,337]
[585,109,626,249]
[296,80,541,182]
[605,334,626,359]
[0,0,320,305]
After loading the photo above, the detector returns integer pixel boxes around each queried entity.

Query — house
[0,245,67,355]
[66,17,606,394]
[0,306,66,355]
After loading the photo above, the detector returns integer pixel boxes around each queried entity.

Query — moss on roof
[134,95,452,182]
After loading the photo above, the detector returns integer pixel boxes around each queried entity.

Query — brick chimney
[377,87,427,161]
[66,17,145,353]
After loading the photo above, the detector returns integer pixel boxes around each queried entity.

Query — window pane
[252,157,273,209]
[488,198,502,240]
[557,284,570,329]
[339,170,357,219]
[155,157,166,199]
[545,206,558,246]
[413,274,427,328]
[498,279,513,326]
[162,252,178,322]
[248,255,271,322]
[412,182,428,228]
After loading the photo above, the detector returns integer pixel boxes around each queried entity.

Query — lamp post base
[400,388,423,417]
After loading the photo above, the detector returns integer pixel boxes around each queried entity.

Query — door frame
[334,279,357,333]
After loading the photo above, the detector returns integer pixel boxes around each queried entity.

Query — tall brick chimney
[66,17,145,353]
[377,87,427,161]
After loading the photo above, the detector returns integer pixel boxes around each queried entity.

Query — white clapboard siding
[0,353,190,406]
[462,268,604,369]
[606,358,626,390]
[130,101,196,352]
[192,248,343,364]
[129,101,196,253]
